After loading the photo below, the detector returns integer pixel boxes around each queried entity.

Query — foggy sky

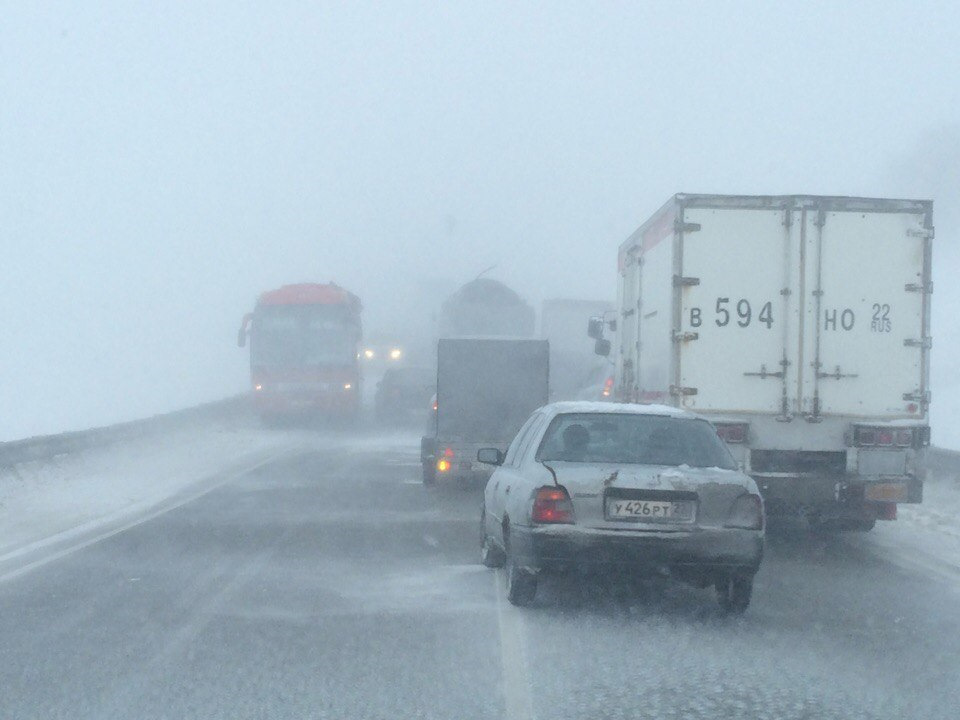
[2,1,958,442]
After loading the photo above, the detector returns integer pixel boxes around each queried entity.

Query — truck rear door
[437,339,550,444]
[676,205,801,416]
[804,207,930,419]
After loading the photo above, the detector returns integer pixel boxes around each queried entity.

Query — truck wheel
[505,544,537,606]
[716,574,753,615]
[480,513,506,568]
[422,461,436,486]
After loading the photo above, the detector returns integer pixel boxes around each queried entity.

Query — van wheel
[422,461,436,486]
[716,574,753,615]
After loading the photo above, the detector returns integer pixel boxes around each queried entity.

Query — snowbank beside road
[869,472,960,591]
[0,417,297,558]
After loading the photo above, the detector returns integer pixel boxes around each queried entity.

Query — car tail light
[531,486,575,524]
[725,493,764,530]
[715,422,748,444]
[853,425,929,449]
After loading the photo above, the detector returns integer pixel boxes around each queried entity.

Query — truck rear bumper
[754,474,923,516]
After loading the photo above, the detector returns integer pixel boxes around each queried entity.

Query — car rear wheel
[716,574,753,615]
[480,535,506,569]
[505,543,537,606]
[480,511,506,568]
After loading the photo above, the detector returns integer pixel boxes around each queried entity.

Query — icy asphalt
[0,431,958,719]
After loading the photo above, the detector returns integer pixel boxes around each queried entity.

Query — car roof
[539,401,699,420]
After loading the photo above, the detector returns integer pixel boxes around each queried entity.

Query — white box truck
[602,194,932,529]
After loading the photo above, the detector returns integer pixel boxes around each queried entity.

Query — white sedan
[478,402,765,612]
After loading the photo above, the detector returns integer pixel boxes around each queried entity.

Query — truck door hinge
[907,228,935,239]
[673,275,700,287]
[744,364,784,379]
[904,337,932,349]
[672,331,699,343]
[670,385,698,396]
[675,220,701,234]
[817,366,858,380]
[905,281,933,293]
[902,390,931,404]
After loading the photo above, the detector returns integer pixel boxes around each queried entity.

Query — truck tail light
[715,422,748,444]
[853,425,929,449]
[436,459,451,473]
[531,486,575,524]
[602,376,614,398]
[724,493,764,530]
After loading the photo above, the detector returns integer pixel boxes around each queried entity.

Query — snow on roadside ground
[868,472,960,589]
[0,418,301,556]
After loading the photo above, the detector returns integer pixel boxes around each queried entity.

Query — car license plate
[605,498,694,523]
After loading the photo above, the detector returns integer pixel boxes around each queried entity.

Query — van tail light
[531,486,575,524]
[725,493,764,530]
[853,425,929,449]
[715,422,749,444]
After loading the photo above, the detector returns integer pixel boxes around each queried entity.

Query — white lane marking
[495,570,535,720]
[0,450,294,584]
[423,534,440,548]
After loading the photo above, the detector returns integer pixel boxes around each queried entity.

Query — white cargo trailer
[606,194,932,528]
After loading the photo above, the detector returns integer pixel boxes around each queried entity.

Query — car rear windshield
[536,413,737,470]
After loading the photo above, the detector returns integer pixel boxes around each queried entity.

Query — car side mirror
[237,313,252,348]
[477,448,504,466]
[594,338,611,357]
[587,317,603,340]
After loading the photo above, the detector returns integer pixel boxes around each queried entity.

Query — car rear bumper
[510,524,763,577]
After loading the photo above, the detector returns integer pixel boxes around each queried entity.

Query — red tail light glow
[853,425,928,449]
[531,486,575,524]
[443,447,454,458]
[715,422,748,444]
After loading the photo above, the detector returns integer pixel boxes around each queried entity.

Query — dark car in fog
[375,366,435,425]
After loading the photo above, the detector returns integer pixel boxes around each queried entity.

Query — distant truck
[421,338,549,485]
[599,194,933,530]
[541,298,613,400]
[439,278,535,338]
[237,283,363,424]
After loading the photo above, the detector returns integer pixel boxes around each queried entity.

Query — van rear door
[804,205,931,419]
[676,204,801,417]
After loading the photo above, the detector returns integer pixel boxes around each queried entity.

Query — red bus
[238,283,362,423]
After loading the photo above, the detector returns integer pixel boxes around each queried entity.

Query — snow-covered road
[0,420,958,718]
